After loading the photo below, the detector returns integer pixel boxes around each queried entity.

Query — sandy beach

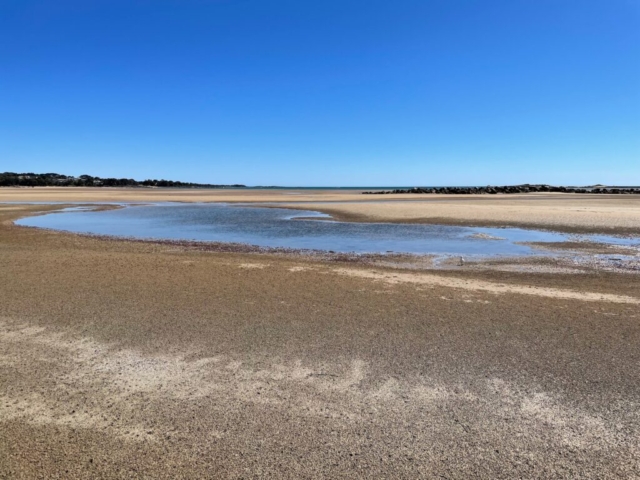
[5,0,639,476]
[1,194,640,478]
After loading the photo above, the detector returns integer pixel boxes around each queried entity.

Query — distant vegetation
[0,172,245,188]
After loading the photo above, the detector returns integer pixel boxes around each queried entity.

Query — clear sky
[1,1,638,186]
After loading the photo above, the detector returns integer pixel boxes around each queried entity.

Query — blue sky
[1,0,638,186]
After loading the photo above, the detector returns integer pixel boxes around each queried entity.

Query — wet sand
[2,186,640,234]
[1,200,639,478]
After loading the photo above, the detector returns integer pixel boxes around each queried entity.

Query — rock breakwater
[363,185,640,195]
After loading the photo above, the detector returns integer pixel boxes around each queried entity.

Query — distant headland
[0,172,245,189]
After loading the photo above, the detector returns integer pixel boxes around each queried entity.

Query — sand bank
[277,196,640,234]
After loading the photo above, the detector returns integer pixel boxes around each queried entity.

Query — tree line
[0,172,245,188]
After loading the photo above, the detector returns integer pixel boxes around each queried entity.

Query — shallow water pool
[15,203,638,257]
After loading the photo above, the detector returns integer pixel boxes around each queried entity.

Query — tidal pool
[15,203,638,257]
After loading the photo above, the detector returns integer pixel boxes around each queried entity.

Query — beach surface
[1,193,640,478]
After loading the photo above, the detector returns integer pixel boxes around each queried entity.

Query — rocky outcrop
[362,185,640,195]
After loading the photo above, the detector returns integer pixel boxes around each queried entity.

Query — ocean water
[14,203,638,257]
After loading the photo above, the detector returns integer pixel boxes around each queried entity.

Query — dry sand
[2,186,640,233]
[0,186,364,203]
[1,199,640,478]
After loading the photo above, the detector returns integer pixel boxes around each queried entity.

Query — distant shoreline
[2,173,639,190]
[4,185,640,190]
